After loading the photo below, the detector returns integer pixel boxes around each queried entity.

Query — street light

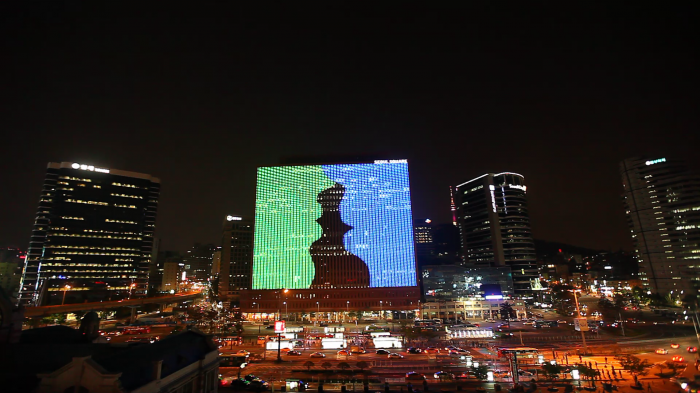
[62,285,71,305]
[316,302,320,326]
[346,301,350,322]
[380,300,383,320]
[128,283,136,299]
[283,301,288,320]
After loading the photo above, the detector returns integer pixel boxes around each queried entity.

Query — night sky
[1,3,698,253]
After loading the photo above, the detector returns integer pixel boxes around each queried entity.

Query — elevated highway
[24,291,203,317]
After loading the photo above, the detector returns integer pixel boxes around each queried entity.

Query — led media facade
[253,161,417,290]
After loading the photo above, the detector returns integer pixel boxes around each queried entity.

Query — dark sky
[1,3,698,253]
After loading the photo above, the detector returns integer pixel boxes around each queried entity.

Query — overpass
[24,291,203,317]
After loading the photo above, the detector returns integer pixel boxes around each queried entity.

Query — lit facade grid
[18,162,159,306]
[454,172,537,295]
[252,161,417,290]
[620,157,700,295]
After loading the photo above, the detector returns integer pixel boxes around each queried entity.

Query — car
[406,372,426,381]
[310,352,326,358]
[424,347,440,354]
[407,347,422,354]
[337,350,352,356]
[236,350,250,356]
[518,370,535,377]
[388,353,404,359]
[264,325,275,329]
[672,355,685,363]
[243,374,260,382]
[350,347,366,354]
[227,379,251,389]
[434,371,455,380]
[671,343,680,349]
[287,350,302,356]
[376,349,390,355]
[493,370,510,378]
[456,372,475,379]
[319,322,329,327]
[655,349,669,355]
[688,347,698,353]
[557,320,567,324]
[248,380,270,390]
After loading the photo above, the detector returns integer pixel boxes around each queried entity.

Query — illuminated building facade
[620,157,700,295]
[18,162,159,306]
[183,243,215,283]
[422,264,514,300]
[219,215,253,305]
[454,172,537,296]
[241,160,420,314]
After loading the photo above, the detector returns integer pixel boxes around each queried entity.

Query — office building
[422,264,515,300]
[620,156,700,295]
[18,162,160,306]
[454,172,538,296]
[240,160,420,316]
[219,215,253,305]
[162,257,183,293]
[414,218,436,266]
[210,247,221,277]
[183,243,215,283]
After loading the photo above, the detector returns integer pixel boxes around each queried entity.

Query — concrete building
[162,257,183,293]
[422,264,515,300]
[219,215,253,306]
[454,172,538,296]
[18,162,160,306]
[183,243,215,283]
[620,156,700,295]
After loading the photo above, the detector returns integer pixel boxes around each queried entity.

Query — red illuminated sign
[274,320,286,333]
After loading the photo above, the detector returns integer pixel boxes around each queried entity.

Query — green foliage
[471,364,489,380]
[303,361,314,371]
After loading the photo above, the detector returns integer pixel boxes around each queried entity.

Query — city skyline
[1,4,698,254]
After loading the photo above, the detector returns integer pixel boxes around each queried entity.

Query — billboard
[253,160,416,289]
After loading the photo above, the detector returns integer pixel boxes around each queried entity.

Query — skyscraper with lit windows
[620,157,700,296]
[18,162,160,306]
[454,172,537,296]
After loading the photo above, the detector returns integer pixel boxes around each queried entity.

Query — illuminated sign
[274,320,286,333]
[508,184,527,192]
[226,215,242,221]
[485,295,504,300]
[489,185,497,212]
[252,161,417,289]
[645,158,666,166]
[71,162,110,173]
[374,159,408,164]
[574,318,589,332]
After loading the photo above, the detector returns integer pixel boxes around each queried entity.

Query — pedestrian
[647,382,651,392]
[579,355,583,362]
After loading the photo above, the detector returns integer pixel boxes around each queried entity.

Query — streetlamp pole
[572,290,588,354]
[346,301,350,323]
[316,302,320,326]
[380,301,383,321]
[284,302,288,320]
[62,285,71,305]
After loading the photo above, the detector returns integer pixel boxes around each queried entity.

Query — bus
[533,320,558,328]
[414,320,442,328]
[122,326,151,335]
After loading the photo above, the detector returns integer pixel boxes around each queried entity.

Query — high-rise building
[454,172,538,296]
[620,157,700,295]
[414,218,436,266]
[211,247,221,277]
[183,243,215,284]
[240,159,420,317]
[162,256,183,293]
[18,162,160,306]
[219,215,253,306]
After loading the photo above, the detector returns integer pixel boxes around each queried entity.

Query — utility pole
[618,312,626,337]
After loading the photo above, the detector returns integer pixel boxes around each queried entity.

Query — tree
[322,362,332,370]
[337,362,351,371]
[615,355,651,376]
[576,365,598,387]
[304,361,315,371]
[542,364,563,381]
[356,361,369,371]
[499,303,516,320]
[471,364,489,380]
